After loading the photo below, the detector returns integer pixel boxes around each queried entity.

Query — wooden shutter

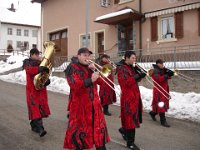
[151,17,158,42]
[114,0,119,4]
[175,12,183,39]
[198,9,200,36]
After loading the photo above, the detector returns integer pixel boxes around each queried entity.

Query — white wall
[0,23,41,52]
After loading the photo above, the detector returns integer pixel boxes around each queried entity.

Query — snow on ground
[0,54,28,73]
[0,55,199,122]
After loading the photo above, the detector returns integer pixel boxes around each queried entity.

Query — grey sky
[0,0,41,26]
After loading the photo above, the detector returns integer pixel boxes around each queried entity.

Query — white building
[0,2,41,53]
[0,21,41,52]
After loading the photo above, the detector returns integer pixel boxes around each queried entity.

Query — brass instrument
[87,60,112,78]
[34,41,55,90]
[87,59,121,96]
[135,63,171,108]
[108,60,117,69]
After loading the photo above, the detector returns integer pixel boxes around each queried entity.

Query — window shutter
[198,9,200,36]
[175,12,183,39]
[114,0,119,4]
[151,17,158,42]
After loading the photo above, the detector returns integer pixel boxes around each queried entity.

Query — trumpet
[87,59,120,96]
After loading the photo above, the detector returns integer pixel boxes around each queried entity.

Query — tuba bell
[34,41,55,90]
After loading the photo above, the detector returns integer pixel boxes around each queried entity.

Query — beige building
[32,0,200,62]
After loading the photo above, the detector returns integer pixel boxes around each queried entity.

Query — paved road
[0,80,200,150]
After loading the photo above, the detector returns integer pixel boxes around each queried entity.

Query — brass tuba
[34,41,55,90]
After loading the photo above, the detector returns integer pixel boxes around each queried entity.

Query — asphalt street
[0,80,200,150]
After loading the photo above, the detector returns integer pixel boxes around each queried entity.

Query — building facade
[0,21,41,52]
[32,0,200,60]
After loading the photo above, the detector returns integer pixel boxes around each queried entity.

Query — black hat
[77,48,93,55]
[30,48,40,56]
[100,54,110,59]
[156,59,165,64]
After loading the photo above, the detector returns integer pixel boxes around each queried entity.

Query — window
[24,41,29,50]
[80,34,91,48]
[32,44,37,48]
[32,30,38,37]
[7,28,12,35]
[24,30,29,36]
[16,29,21,36]
[100,0,110,7]
[16,41,22,48]
[160,16,174,39]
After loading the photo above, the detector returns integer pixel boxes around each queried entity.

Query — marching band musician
[64,48,110,150]
[22,48,51,137]
[64,56,78,118]
[98,54,116,116]
[149,59,174,127]
[117,51,146,150]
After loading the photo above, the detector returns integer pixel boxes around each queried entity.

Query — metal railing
[53,44,200,71]
[0,49,30,57]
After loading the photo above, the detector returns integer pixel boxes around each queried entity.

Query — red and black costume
[23,57,50,137]
[99,60,116,116]
[149,63,174,127]
[117,60,145,149]
[64,62,110,150]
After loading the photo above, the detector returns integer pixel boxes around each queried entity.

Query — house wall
[142,9,200,49]
[41,0,200,58]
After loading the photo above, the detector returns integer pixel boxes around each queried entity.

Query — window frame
[32,30,38,37]
[79,33,92,48]
[7,28,12,35]
[156,14,177,43]
[16,29,21,36]
[24,30,29,37]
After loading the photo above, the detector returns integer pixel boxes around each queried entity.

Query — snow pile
[53,62,70,72]
[95,9,133,21]
[138,61,200,70]
[0,70,200,122]
[0,54,27,73]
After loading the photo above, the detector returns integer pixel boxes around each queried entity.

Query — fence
[53,44,200,71]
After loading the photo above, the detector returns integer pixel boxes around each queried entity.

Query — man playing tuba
[23,48,51,137]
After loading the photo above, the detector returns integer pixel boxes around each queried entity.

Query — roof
[31,0,47,3]
[1,21,40,28]
[95,8,144,25]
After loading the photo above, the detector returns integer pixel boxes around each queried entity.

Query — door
[97,32,104,55]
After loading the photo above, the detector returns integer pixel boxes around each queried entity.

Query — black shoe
[127,142,140,150]
[39,130,47,137]
[161,121,170,128]
[30,121,40,133]
[119,128,127,141]
[104,111,112,116]
[149,111,157,121]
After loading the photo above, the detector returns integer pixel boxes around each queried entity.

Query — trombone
[87,60,121,96]
[134,63,171,107]
[108,60,117,69]
[173,69,194,82]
